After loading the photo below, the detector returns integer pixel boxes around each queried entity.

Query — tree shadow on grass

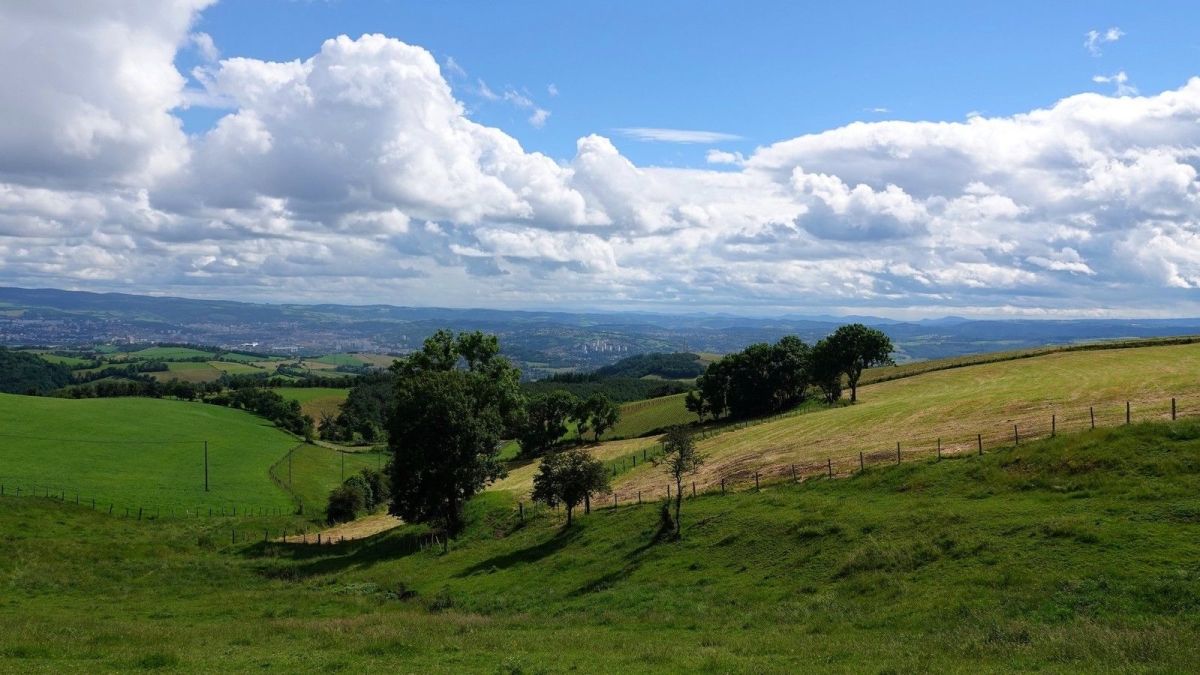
[452,525,583,578]
[243,528,432,579]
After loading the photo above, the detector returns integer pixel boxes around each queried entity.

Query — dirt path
[277,513,402,544]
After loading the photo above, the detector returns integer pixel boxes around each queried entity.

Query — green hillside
[0,394,298,513]
[2,422,1200,670]
[271,444,383,517]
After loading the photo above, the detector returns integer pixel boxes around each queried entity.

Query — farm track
[276,512,401,543]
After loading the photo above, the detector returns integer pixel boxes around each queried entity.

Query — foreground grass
[3,422,1200,671]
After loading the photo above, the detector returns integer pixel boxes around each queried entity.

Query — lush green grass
[127,346,216,360]
[4,422,1200,670]
[219,351,271,363]
[271,444,384,517]
[609,341,1200,498]
[0,393,298,513]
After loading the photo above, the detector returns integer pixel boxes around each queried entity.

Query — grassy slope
[208,360,266,375]
[604,341,1200,498]
[272,444,382,517]
[128,346,215,360]
[607,393,692,439]
[0,394,298,513]
[150,361,222,383]
[3,422,1200,671]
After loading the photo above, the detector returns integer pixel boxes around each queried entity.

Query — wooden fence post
[720,479,725,494]
[1126,401,1131,425]
[859,451,864,471]
[896,442,901,464]
[1052,414,1056,437]
[936,438,941,461]
[754,472,760,490]
[791,464,797,482]
[692,482,696,498]
[1172,397,1177,420]
[1014,424,1019,446]
[518,501,524,522]
[977,434,983,455]
[667,484,671,500]
[638,490,642,504]
[1090,406,1095,429]
[827,458,833,477]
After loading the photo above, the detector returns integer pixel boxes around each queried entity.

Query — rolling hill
[2,421,1200,670]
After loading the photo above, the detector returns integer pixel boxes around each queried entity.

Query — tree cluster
[685,336,811,421]
[318,372,394,443]
[530,446,610,526]
[516,391,620,455]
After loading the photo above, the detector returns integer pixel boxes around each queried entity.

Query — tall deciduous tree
[388,331,522,543]
[656,425,704,537]
[530,446,610,526]
[812,323,894,403]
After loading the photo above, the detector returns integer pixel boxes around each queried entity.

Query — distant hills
[3,285,1200,375]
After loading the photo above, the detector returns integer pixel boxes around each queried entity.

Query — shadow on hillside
[244,528,428,578]
[453,526,583,578]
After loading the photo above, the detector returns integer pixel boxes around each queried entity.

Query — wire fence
[591,394,1199,509]
[0,481,297,521]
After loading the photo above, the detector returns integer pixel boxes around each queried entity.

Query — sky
[2,1,1200,318]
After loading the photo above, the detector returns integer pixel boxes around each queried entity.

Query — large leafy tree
[812,323,894,403]
[530,446,610,526]
[388,330,522,541]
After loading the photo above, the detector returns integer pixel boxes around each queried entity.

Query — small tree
[326,482,367,524]
[656,425,704,537]
[531,447,610,527]
[815,324,894,403]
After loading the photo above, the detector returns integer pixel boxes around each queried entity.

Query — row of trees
[516,391,620,455]
[685,324,893,420]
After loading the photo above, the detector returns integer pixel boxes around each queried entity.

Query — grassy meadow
[272,443,382,517]
[3,422,1200,670]
[0,393,298,513]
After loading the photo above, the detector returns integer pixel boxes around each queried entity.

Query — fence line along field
[271,443,382,517]
[0,393,299,513]
[492,341,1200,498]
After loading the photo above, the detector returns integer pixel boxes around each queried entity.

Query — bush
[326,483,367,524]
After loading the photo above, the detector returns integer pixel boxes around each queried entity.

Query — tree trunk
[674,478,683,535]
[584,492,590,514]
[566,504,573,526]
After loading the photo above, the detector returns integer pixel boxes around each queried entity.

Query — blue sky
[180,1,1199,167]
[3,1,1200,318]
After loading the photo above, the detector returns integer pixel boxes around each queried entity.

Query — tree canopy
[810,324,894,403]
[530,446,610,526]
[685,337,812,421]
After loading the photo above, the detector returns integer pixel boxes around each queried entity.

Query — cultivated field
[0,393,298,513]
[268,443,382,517]
[276,387,349,420]
[604,341,1200,499]
[605,392,692,439]
[150,361,222,383]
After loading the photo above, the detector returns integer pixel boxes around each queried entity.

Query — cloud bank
[1,3,1199,317]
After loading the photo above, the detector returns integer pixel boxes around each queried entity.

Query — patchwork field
[208,360,266,375]
[276,387,349,421]
[151,361,222,383]
[0,393,298,513]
